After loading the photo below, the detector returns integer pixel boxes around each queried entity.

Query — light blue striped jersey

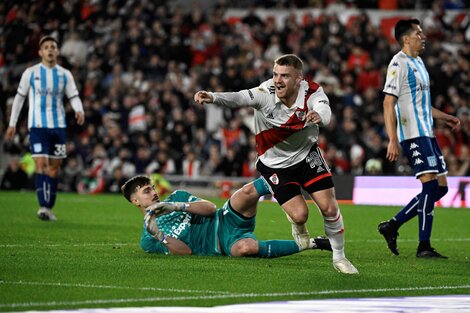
[17,63,80,129]
[383,51,434,142]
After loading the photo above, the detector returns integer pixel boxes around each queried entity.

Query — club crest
[296,110,306,121]
[269,173,279,185]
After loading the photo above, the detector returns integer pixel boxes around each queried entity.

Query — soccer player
[5,35,85,221]
[121,175,332,259]
[194,54,358,274]
[378,19,460,258]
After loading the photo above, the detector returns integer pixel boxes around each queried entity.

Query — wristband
[181,203,188,212]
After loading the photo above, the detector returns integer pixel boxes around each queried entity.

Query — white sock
[324,210,345,261]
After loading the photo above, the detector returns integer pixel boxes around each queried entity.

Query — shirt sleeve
[64,70,84,112]
[210,87,267,110]
[9,69,31,127]
[383,58,402,98]
[309,87,332,127]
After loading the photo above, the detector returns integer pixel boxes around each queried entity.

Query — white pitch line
[1,238,470,248]
[0,243,133,248]
[0,284,469,309]
[0,281,229,295]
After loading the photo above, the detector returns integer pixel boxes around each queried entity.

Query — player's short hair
[121,175,152,202]
[274,54,303,72]
[39,35,59,47]
[394,19,420,46]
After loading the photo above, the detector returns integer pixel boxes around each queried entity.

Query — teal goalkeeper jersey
[140,190,220,256]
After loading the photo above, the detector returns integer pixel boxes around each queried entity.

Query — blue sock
[253,177,271,196]
[393,185,448,228]
[436,186,448,200]
[35,173,48,208]
[47,176,58,209]
[417,180,439,242]
[393,194,420,227]
[257,240,300,258]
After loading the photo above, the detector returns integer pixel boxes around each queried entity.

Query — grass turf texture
[0,191,469,311]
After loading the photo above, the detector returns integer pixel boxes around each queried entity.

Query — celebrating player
[378,19,460,258]
[5,35,85,221]
[121,175,332,259]
[194,54,357,274]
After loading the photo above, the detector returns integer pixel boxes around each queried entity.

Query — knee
[288,210,308,225]
[241,183,257,197]
[320,203,339,218]
[231,239,258,257]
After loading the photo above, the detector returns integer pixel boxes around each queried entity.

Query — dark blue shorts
[400,137,447,178]
[29,128,67,158]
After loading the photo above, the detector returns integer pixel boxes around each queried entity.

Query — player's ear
[131,197,140,207]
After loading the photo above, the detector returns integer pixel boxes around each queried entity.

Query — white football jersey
[210,79,331,168]
[14,63,80,129]
[383,51,434,142]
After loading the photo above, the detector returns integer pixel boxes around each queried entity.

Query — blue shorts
[400,137,447,178]
[29,128,67,159]
[216,201,256,256]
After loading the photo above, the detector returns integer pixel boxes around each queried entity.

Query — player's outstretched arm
[431,107,461,131]
[146,200,216,217]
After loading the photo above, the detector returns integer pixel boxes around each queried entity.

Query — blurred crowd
[0,0,469,192]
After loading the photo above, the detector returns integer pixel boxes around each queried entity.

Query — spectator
[0,156,29,190]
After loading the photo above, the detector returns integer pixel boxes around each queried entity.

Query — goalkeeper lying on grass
[121,175,331,257]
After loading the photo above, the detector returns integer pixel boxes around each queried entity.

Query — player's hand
[144,213,166,242]
[76,111,85,126]
[5,127,16,141]
[306,111,321,124]
[145,202,188,218]
[194,91,213,105]
[445,115,460,132]
[386,140,400,162]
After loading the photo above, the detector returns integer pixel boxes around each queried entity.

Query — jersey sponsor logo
[257,87,267,93]
[171,214,191,237]
[414,158,424,165]
[410,143,419,149]
[269,173,279,185]
[266,112,275,119]
[412,150,421,157]
[427,156,437,167]
[268,86,275,94]
[248,90,254,100]
[36,88,62,98]
[386,84,397,90]
[392,62,399,67]
[416,83,430,91]
[389,70,397,77]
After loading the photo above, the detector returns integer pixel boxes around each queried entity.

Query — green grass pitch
[0,191,469,311]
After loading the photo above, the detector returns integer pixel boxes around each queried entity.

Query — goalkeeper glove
[145,202,189,217]
[144,213,167,244]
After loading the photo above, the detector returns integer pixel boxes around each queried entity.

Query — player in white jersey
[195,54,358,274]
[5,35,85,221]
[378,19,460,258]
